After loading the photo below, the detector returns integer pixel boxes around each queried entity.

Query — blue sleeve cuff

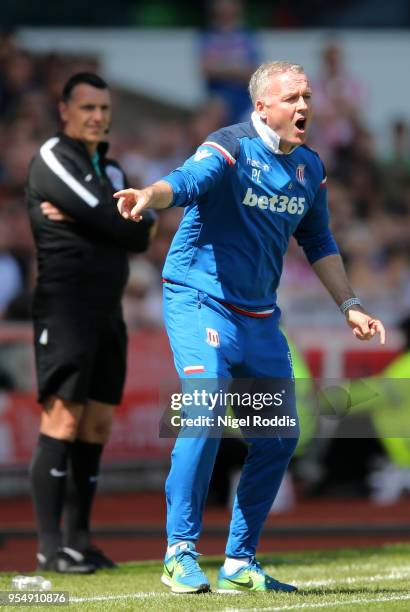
[161,171,198,208]
[303,229,340,264]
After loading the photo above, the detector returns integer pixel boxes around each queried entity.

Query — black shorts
[32,304,127,406]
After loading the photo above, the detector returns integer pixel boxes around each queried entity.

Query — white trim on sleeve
[40,137,99,207]
[202,141,236,165]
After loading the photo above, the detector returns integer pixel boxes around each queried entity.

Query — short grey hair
[248,61,305,105]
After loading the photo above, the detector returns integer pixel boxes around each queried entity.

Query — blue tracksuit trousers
[163,282,299,557]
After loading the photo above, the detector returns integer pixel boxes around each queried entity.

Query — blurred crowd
[0,5,409,331]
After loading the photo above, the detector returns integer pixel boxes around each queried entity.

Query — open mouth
[295,118,306,131]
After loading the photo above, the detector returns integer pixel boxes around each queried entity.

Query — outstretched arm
[115,129,240,221]
[114,180,173,222]
[312,254,386,345]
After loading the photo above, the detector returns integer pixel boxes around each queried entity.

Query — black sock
[64,440,103,551]
[29,433,72,557]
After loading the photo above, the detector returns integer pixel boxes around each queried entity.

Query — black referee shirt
[26,132,155,314]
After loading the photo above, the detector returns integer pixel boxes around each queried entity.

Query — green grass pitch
[1,544,410,611]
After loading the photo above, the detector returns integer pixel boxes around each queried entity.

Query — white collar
[251,111,297,155]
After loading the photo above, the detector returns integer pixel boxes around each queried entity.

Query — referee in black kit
[26,73,156,573]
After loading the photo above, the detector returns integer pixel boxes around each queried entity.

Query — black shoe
[37,548,96,574]
[83,545,118,569]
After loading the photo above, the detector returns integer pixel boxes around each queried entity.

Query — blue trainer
[161,542,211,594]
[217,556,297,593]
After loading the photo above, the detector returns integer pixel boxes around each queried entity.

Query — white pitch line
[70,592,174,602]
[282,561,410,573]
[300,567,410,587]
[223,593,410,612]
[66,567,410,605]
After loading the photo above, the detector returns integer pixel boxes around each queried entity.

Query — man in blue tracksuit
[114,61,386,594]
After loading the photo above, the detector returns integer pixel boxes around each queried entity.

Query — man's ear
[58,101,68,123]
[255,100,267,121]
